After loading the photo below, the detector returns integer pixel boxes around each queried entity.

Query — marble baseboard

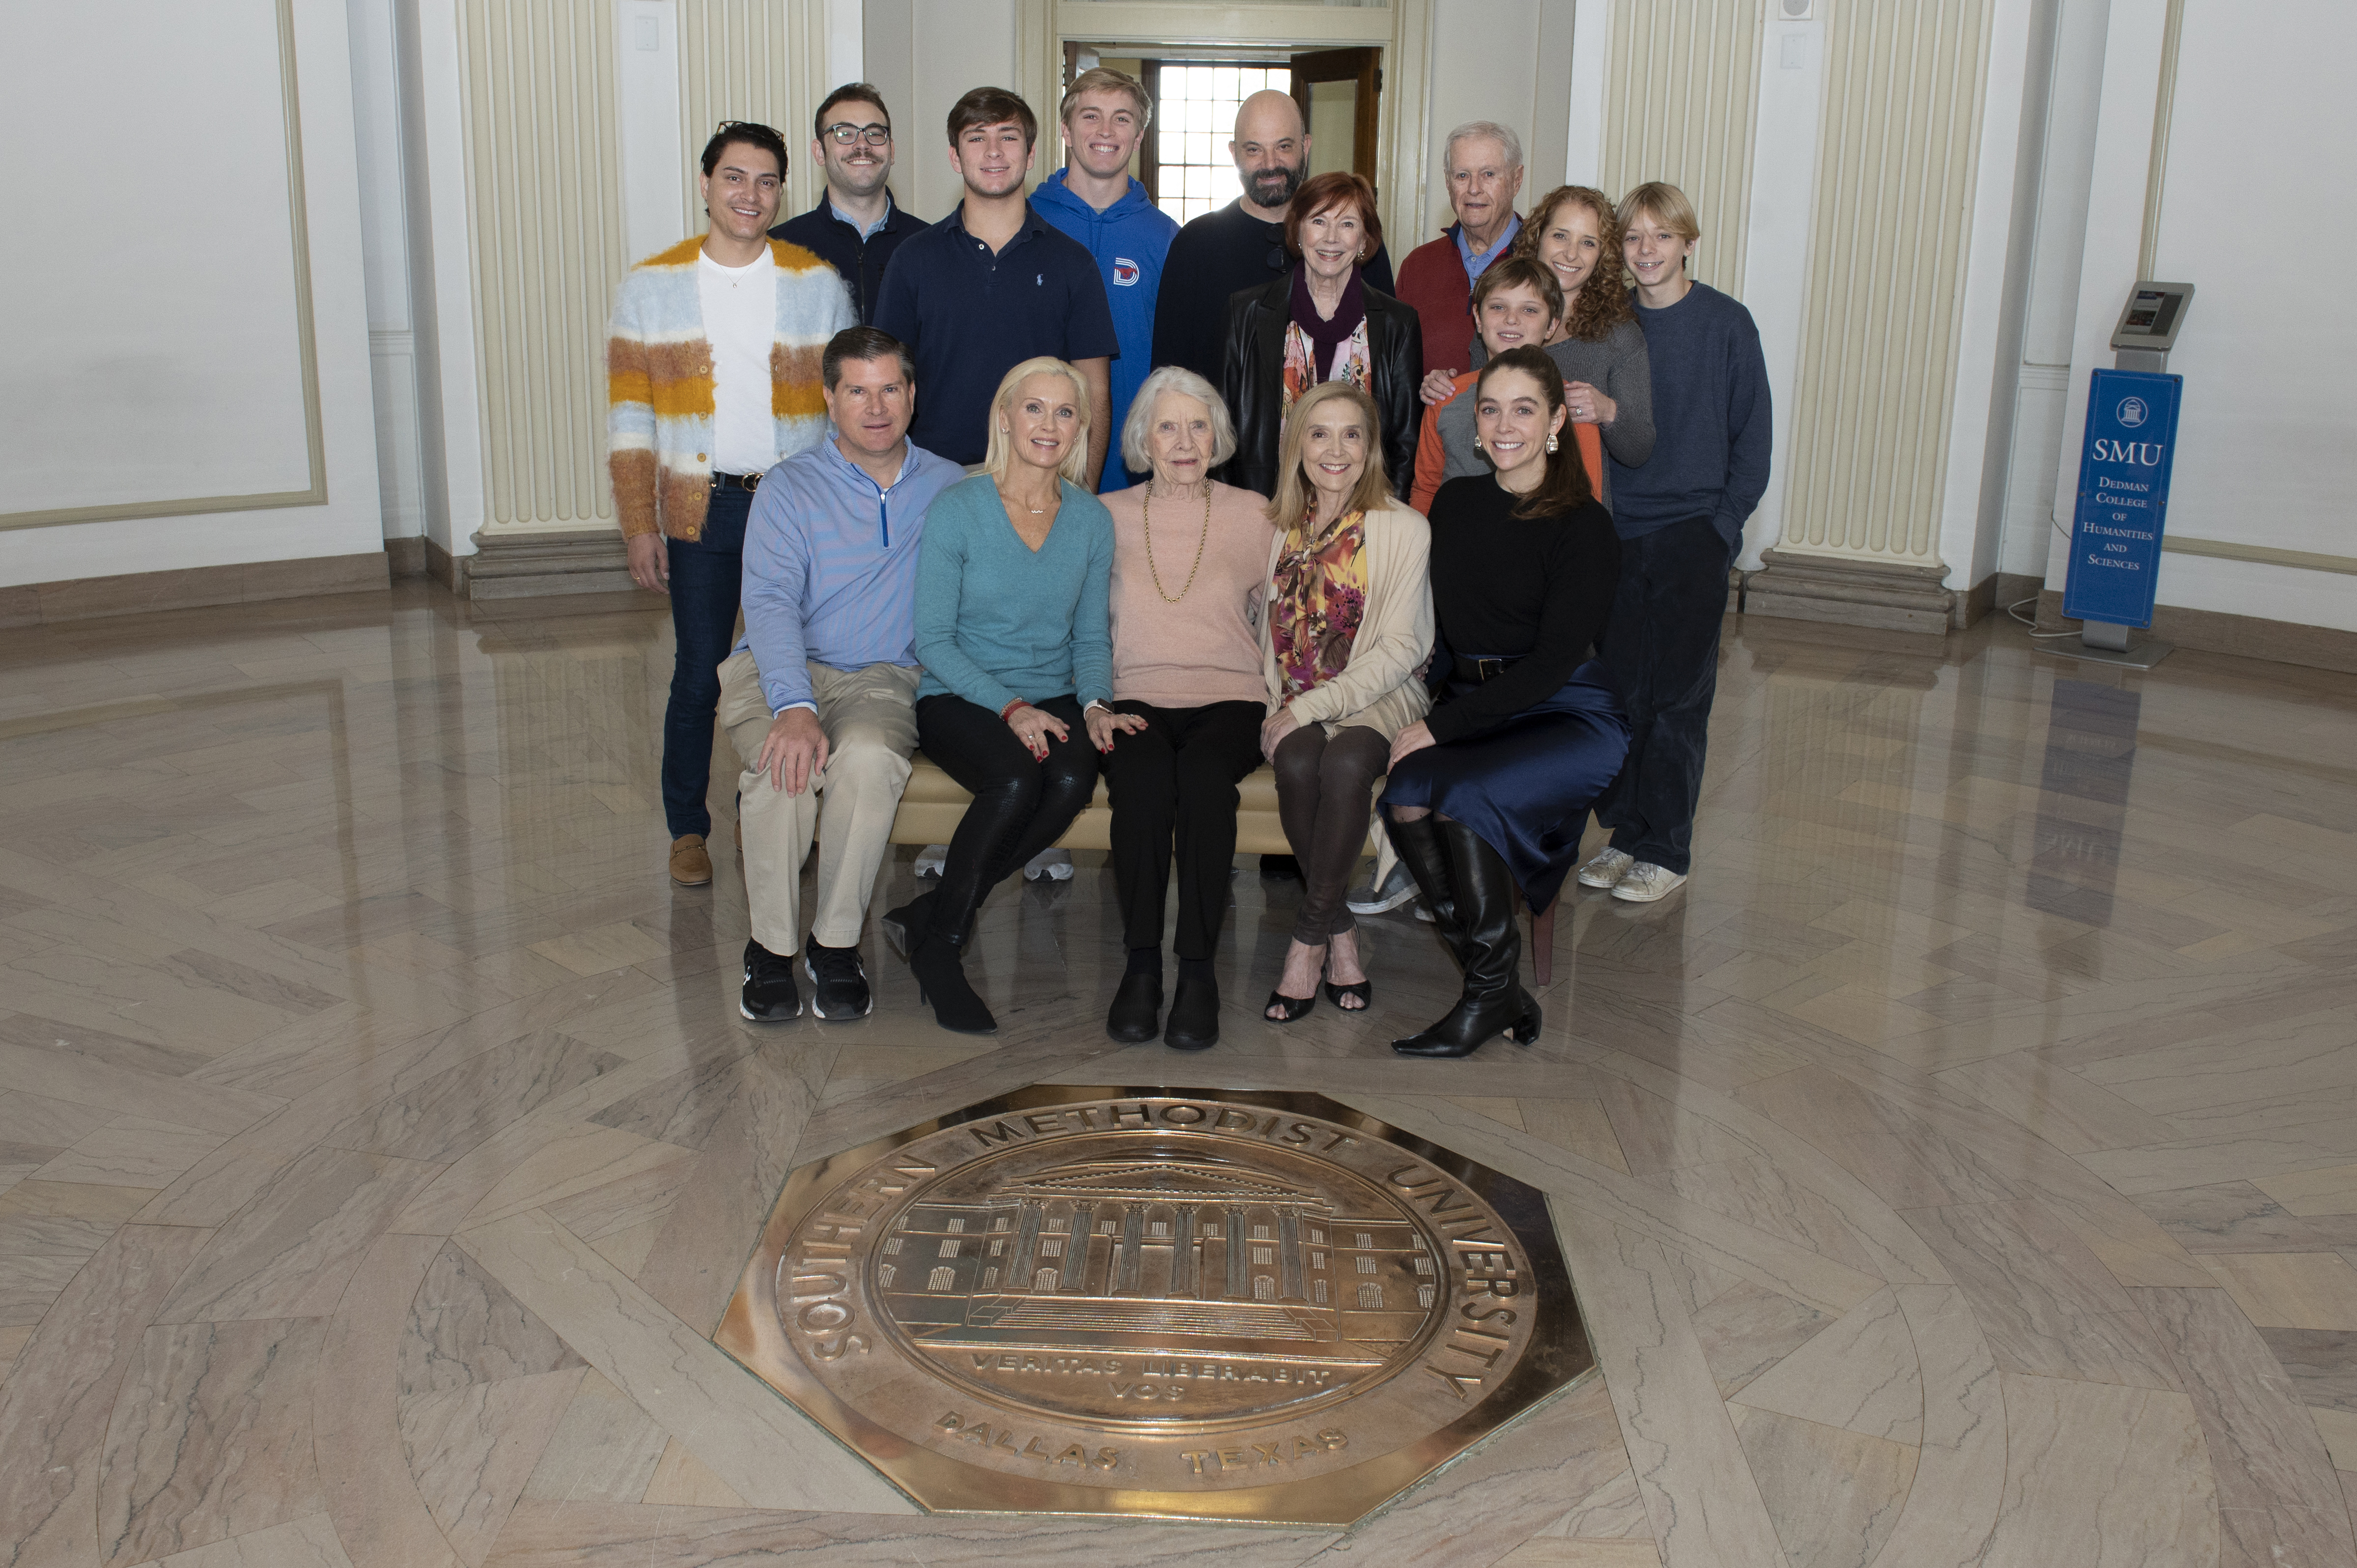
[424,537,467,593]
[0,552,391,629]
[385,538,428,580]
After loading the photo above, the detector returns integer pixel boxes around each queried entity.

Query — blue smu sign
[2062,367,2183,628]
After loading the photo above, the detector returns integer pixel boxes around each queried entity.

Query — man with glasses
[772,84,924,324]
[610,121,855,887]
[1150,87,1395,388]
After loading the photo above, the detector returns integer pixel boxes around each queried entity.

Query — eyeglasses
[825,123,893,147]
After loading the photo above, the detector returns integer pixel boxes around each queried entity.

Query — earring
[1471,436,1484,451]
[1545,433,1559,454]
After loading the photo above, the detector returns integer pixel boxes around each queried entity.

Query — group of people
[605,70,1771,1057]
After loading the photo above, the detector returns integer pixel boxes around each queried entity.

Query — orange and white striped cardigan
[605,236,855,541]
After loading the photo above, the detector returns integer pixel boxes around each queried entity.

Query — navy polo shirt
[872,200,1120,466]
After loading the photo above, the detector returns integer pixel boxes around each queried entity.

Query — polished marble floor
[1,579,2354,1568]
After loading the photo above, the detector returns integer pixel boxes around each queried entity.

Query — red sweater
[1395,226,1478,378]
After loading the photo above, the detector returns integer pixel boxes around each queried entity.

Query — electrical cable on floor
[2010,509,2088,636]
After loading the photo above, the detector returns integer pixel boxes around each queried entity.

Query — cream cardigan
[1260,497,1434,741]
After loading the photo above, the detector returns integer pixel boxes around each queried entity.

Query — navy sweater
[1607,282,1771,553]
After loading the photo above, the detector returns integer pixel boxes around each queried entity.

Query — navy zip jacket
[770,193,926,326]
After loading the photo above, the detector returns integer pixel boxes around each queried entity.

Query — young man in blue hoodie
[1033,67,1178,493]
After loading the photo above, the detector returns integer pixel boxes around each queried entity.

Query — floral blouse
[1269,506,1369,700]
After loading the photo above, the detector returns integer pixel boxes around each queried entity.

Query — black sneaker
[803,942,872,1020]
[740,939,802,1021]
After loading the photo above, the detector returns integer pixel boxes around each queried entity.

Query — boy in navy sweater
[1579,182,1771,904]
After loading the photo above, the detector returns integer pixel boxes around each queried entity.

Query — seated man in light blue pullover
[716,327,960,1024]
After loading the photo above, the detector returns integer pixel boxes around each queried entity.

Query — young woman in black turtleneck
[1378,345,1631,1057]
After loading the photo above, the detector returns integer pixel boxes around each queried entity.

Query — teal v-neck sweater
[913,474,1115,713]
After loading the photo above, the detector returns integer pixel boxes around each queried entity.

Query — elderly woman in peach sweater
[1095,368,1276,1052]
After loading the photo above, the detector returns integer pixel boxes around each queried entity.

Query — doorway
[1063,43,1383,224]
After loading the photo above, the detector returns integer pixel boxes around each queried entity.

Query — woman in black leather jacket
[1217,171,1423,501]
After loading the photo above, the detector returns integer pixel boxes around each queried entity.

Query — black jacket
[1215,273,1424,502]
[770,194,925,326]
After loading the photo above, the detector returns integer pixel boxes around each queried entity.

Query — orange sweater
[1410,373,1604,514]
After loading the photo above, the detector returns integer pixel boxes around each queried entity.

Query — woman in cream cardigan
[1257,380,1433,1022]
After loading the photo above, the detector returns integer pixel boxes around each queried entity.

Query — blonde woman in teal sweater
[883,358,1117,1035]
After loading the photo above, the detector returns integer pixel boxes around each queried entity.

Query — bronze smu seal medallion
[716,1085,1591,1523]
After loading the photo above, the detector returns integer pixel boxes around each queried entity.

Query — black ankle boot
[1164,958,1219,1051]
[1393,823,1541,1059]
[1386,813,1463,948]
[1107,949,1164,1043]
[909,925,996,1036]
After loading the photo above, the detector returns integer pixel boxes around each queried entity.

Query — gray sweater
[1452,319,1655,505]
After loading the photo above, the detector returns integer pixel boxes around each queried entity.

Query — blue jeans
[660,487,751,839]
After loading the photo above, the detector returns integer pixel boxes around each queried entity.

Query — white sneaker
[1346,863,1419,915]
[1610,862,1687,903]
[1024,847,1074,882]
[1576,846,1634,889]
[914,844,948,877]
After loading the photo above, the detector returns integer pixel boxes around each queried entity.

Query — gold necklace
[1141,480,1211,603]
[997,481,1051,516]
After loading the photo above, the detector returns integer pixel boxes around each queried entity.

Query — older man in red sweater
[1393,121,1527,378]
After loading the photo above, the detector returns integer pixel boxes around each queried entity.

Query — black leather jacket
[1215,272,1425,501]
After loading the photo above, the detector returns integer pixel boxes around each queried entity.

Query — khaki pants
[718,651,920,954]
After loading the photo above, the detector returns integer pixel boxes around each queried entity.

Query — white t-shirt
[698,247,779,475]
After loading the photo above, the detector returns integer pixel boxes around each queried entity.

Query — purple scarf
[1289,265,1367,383]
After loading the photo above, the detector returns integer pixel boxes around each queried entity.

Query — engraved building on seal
[874,1151,1438,1353]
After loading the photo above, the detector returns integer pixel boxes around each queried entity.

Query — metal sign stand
[2049,282,2195,671]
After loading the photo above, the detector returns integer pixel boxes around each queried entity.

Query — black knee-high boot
[1393,822,1542,1058]
[1385,813,1463,948]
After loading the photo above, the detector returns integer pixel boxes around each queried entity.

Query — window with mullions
[1150,63,1291,225]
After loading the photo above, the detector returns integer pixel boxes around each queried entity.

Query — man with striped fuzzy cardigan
[608,121,857,887]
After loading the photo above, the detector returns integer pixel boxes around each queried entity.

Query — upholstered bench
[883,756,1557,984]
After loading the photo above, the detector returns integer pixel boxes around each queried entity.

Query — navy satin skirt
[1380,659,1632,913]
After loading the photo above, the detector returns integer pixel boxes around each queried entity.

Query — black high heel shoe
[881,892,933,961]
[1392,824,1540,1059]
[909,926,996,1036]
[1263,987,1318,1023]
[1322,977,1373,1010]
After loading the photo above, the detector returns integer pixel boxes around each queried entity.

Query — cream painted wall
[1421,0,1576,243]
[865,0,1021,221]
[0,0,386,587]
[2042,0,2357,633]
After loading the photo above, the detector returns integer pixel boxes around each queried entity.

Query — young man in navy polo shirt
[770,83,924,325]
[874,87,1119,484]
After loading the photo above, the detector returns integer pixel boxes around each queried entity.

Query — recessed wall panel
[0,0,319,523]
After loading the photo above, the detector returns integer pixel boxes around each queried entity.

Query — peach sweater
[1102,481,1277,709]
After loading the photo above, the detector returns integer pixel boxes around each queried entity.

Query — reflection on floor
[0,580,2354,1568]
